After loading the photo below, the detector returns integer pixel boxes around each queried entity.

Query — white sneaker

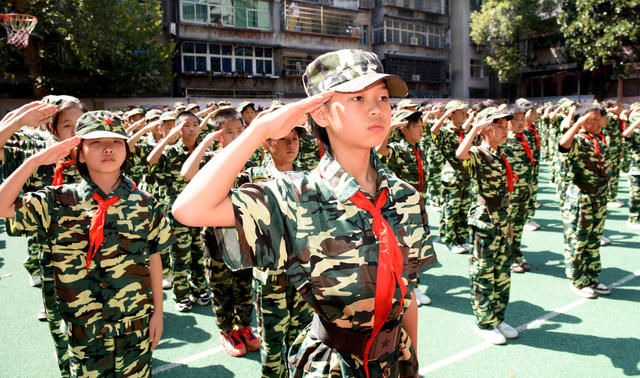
[627,220,640,230]
[496,322,519,339]
[473,325,507,345]
[607,200,624,208]
[524,220,540,231]
[569,283,596,298]
[591,282,611,295]
[450,245,467,254]
[29,275,42,287]
[414,290,431,305]
[600,236,612,246]
[162,276,173,290]
[429,205,441,212]
[463,243,472,251]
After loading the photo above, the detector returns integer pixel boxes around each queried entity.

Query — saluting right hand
[32,136,81,166]
[1,101,57,129]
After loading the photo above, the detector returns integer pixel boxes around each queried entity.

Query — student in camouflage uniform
[147,111,209,311]
[295,125,321,171]
[522,101,542,231]
[502,104,536,273]
[180,107,260,358]
[173,49,436,377]
[456,107,519,345]
[602,99,625,207]
[243,123,314,377]
[0,111,174,377]
[422,104,446,209]
[431,100,475,254]
[559,104,612,298]
[622,109,640,229]
[376,108,432,306]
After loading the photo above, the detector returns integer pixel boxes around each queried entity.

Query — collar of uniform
[398,137,419,150]
[317,151,390,203]
[444,119,463,131]
[78,175,135,202]
[263,151,299,177]
[480,142,501,156]
[174,137,200,151]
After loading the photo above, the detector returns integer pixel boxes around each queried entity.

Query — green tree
[558,0,640,78]
[470,0,557,86]
[1,0,174,98]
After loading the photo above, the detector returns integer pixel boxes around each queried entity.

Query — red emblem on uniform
[103,118,114,126]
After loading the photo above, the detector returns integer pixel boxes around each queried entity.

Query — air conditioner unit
[411,74,420,81]
[410,36,419,45]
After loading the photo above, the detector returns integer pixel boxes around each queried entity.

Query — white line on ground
[418,269,640,376]
[152,345,224,375]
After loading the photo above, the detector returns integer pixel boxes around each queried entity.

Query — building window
[182,42,273,75]
[372,21,441,47]
[360,25,369,45]
[284,1,362,38]
[181,0,270,30]
[470,59,484,78]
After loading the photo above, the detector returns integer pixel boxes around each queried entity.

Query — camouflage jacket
[379,138,427,196]
[628,129,640,174]
[503,132,536,188]
[6,127,50,148]
[603,113,624,153]
[227,151,436,332]
[296,136,321,171]
[560,132,613,195]
[525,123,541,163]
[432,120,471,183]
[130,140,155,190]
[467,144,513,226]
[9,176,175,337]
[153,138,199,206]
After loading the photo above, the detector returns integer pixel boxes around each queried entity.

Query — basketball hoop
[1,13,38,48]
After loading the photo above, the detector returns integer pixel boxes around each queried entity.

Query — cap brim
[80,131,129,140]
[331,73,408,97]
[396,110,423,124]
[490,114,514,122]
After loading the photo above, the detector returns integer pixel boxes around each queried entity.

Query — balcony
[379,0,445,14]
[284,1,362,38]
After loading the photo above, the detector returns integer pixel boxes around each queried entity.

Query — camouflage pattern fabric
[295,136,321,171]
[503,131,536,264]
[432,120,472,245]
[466,145,513,329]
[8,176,174,376]
[560,133,612,288]
[603,114,624,201]
[628,128,640,223]
[548,116,563,186]
[226,152,435,376]
[526,121,543,217]
[379,138,427,199]
[245,159,313,377]
[421,120,444,207]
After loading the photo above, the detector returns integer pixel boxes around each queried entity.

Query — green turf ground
[0,162,638,377]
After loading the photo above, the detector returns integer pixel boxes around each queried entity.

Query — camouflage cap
[186,103,200,111]
[145,109,163,121]
[124,108,144,119]
[445,100,468,111]
[42,94,80,106]
[160,111,177,122]
[218,100,231,107]
[477,107,513,123]
[236,101,255,113]
[392,109,422,125]
[396,99,419,110]
[75,111,128,140]
[302,49,408,97]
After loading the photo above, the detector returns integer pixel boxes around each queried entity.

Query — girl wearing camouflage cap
[174,49,436,377]
[0,111,174,377]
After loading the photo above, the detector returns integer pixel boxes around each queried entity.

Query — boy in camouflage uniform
[503,104,536,273]
[559,104,612,298]
[602,99,625,208]
[147,111,209,311]
[422,103,446,209]
[180,107,260,358]
[431,100,475,254]
[457,107,519,345]
[0,111,174,377]
[522,100,543,231]
[173,49,436,377]
[622,109,640,229]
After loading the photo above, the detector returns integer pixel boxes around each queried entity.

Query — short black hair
[176,110,199,123]
[75,140,130,181]
[307,113,331,154]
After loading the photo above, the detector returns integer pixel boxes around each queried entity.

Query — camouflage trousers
[562,185,607,288]
[168,215,207,301]
[253,270,313,378]
[427,161,445,207]
[607,149,623,201]
[468,205,512,330]
[41,262,70,377]
[629,174,640,223]
[439,179,472,246]
[68,325,151,377]
[202,230,253,332]
[510,185,532,264]
[23,236,41,277]
[527,164,540,218]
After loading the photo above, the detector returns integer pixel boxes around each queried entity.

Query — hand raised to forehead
[32,136,81,166]
[3,101,58,129]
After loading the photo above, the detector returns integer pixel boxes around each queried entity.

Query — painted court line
[152,270,640,376]
[419,269,640,376]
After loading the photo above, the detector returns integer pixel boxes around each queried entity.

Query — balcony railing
[284,1,362,38]
[380,0,444,14]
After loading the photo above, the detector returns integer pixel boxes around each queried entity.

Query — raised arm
[0,101,57,162]
[0,137,81,217]
[461,111,476,132]
[172,91,333,228]
[146,124,183,165]
[559,112,590,150]
[430,109,453,136]
[181,131,221,181]
[456,119,491,160]
[623,117,640,138]
[375,120,407,156]
[128,120,159,152]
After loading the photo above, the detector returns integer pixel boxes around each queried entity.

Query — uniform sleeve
[378,143,398,167]
[466,147,480,179]
[2,146,34,178]
[9,189,53,237]
[146,201,176,256]
[228,179,292,271]
[416,196,436,272]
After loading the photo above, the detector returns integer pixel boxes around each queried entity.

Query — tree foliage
[1,0,175,97]
[558,0,640,78]
[469,0,557,84]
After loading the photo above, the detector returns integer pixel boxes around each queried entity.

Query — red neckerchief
[86,181,137,274]
[52,160,75,186]
[481,147,517,193]
[348,188,406,378]
[580,132,605,175]
[514,133,534,166]
[412,147,424,192]
[453,128,465,145]
[618,116,627,133]
[318,139,325,159]
[525,123,540,150]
